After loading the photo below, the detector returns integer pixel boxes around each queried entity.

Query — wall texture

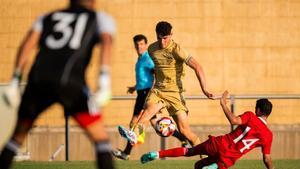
[22,125,300,161]
[0,0,300,125]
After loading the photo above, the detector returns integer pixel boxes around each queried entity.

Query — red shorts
[193,135,233,169]
[73,112,102,128]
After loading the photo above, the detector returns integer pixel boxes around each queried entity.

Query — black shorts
[18,80,100,128]
[133,88,151,116]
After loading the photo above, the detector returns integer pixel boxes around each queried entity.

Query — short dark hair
[70,0,91,6]
[156,21,172,36]
[256,99,273,116]
[70,0,80,5]
[133,34,147,44]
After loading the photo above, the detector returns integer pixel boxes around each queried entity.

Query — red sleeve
[262,133,273,154]
[239,111,254,125]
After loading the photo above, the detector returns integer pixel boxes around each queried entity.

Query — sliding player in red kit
[141,91,274,169]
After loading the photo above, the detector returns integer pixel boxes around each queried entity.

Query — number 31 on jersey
[46,13,88,50]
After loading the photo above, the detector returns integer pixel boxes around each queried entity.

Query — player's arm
[3,29,41,108]
[15,29,41,77]
[263,154,275,169]
[94,12,115,106]
[186,57,214,99]
[99,33,113,69]
[220,91,242,125]
[94,32,113,106]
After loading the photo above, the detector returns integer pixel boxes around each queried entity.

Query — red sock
[159,147,188,158]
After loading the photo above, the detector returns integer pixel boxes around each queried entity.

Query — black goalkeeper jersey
[28,7,100,86]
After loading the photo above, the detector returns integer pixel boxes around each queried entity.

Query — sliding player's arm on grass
[220,90,242,125]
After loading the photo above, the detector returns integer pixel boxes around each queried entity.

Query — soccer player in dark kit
[0,0,116,169]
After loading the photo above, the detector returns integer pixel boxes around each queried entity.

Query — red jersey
[217,111,273,167]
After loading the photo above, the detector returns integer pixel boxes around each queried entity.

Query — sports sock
[172,129,187,142]
[123,141,133,155]
[0,140,20,169]
[137,123,145,144]
[158,147,188,158]
[95,141,115,169]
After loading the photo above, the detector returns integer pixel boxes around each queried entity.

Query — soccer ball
[155,117,176,137]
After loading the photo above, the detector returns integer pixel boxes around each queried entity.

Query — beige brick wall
[1,0,300,126]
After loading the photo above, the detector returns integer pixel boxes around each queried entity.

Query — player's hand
[220,90,229,105]
[94,72,112,107]
[2,78,21,108]
[127,86,135,94]
[94,89,112,107]
[203,90,214,100]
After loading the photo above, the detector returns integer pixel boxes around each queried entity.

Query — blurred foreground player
[0,0,116,168]
[141,91,275,169]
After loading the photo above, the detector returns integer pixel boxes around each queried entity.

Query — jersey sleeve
[239,111,254,125]
[146,54,155,69]
[174,44,192,64]
[32,15,45,32]
[261,134,273,154]
[96,12,116,36]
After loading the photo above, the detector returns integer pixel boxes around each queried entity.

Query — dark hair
[133,34,147,44]
[70,0,80,5]
[256,99,272,116]
[70,0,91,6]
[156,21,172,36]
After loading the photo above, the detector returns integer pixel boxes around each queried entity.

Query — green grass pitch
[12,160,300,169]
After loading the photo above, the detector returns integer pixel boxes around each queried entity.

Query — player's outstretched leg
[172,111,201,146]
[141,147,188,164]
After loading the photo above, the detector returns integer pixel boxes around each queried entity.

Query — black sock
[0,140,19,169]
[123,141,132,155]
[95,141,115,169]
[172,129,187,142]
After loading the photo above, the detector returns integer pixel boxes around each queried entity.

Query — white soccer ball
[155,117,176,137]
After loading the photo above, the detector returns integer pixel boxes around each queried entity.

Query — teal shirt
[135,51,154,90]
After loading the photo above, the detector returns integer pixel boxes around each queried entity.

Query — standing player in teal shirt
[113,34,154,160]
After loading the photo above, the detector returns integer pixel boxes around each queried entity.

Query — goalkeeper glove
[93,66,112,107]
[3,70,22,108]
